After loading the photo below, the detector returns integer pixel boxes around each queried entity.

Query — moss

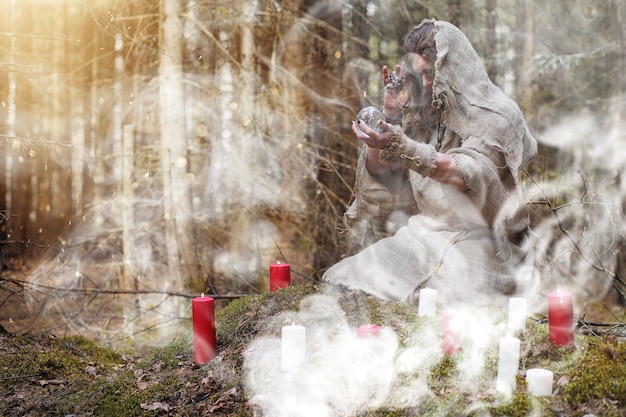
[4,289,626,416]
[68,372,183,416]
[59,335,124,363]
[429,354,458,387]
[216,284,318,350]
[80,369,145,415]
[139,333,191,372]
[563,335,626,406]
[367,409,411,417]
[334,289,422,335]
[355,316,626,417]
[62,335,191,416]
[520,321,585,371]
[468,393,533,417]
[61,345,188,417]
[415,391,467,417]
[215,293,266,349]
[0,334,122,392]
[335,289,383,326]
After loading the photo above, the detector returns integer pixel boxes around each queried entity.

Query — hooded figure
[323,19,539,307]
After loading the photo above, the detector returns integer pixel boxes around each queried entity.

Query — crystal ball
[355,106,384,133]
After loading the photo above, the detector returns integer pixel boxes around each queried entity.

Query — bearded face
[401,54,441,131]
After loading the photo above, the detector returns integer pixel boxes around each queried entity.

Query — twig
[0,374,40,381]
[533,313,626,337]
[0,276,253,300]
[525,168,626,303]
[0,134,73,148]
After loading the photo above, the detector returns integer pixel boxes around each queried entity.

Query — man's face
[410,53,434,91]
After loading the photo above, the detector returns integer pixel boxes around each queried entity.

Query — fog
[0,0,623,394]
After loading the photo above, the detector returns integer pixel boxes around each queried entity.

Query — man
[323,19,538,307]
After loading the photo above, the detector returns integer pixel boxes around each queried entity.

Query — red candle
[356,324,381,338]
[192,295,216,364]
[442,309,462,355]
[269,262,291,291]
[548,290,574,346]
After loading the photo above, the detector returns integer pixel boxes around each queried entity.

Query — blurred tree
[514,0,535,117]
[1,0,17,244]
[159,0,201,289]
[485,0,498,82]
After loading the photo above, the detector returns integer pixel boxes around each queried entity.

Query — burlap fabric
[323,20,539,307]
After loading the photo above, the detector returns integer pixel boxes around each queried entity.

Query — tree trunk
[113,32,124,185]
[514,0,534,114]
[121,124,136,291]
[485,0,497,82]
[69,0,85,219]
[448,0,465,28]
[614,0,626,124]
[611,0,626,306]
[4,0,17,232]
[4,0,32,261]
[159,0,201,289]
[90,13,106,207]
[0,5,7,220]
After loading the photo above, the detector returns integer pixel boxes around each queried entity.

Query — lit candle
[192,295,216,365]
[269,262,291,291]
[281,324,306,371]
[441,309,461,355]
[496,336,521,394]
[526,368,554,396]
[508,297,527,331]
[548,290,574,346]
[356,324,381,338]
[418,288,438,317]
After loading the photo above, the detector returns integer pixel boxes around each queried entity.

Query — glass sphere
[355,106,384,133]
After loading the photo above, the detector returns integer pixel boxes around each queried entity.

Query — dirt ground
[0,262,247,417]
[2,265,626,417]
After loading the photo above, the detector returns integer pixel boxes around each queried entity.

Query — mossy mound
[1,284,625,416]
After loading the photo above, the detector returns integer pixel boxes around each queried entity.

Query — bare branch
[1,276,253,300]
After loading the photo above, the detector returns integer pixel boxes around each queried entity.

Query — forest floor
[1,269,626,416]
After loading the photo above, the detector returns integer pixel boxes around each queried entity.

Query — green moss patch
[563,335,626,407]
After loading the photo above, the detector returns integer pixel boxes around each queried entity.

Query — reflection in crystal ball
[355,106,384,133]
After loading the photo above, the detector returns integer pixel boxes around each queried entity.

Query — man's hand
[382,64,403,117]
[351,118,394,149]
[351,119,394,174]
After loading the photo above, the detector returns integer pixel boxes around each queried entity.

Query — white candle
[496,336,521,394]
[508,297,527,331]
[281,325,306,371]
[526,368,554,396]
[418,288,438,317]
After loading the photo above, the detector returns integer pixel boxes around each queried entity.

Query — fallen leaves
[38,379,66,386]
[140,401,171,412]
[209,387,238,413]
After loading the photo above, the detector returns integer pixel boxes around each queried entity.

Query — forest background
[0,0,624,351]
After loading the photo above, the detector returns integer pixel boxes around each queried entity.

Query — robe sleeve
[447,135,530,235]
[344,146,417,250]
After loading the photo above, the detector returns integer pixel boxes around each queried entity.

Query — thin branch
[1,276,251,300]
[0,134,73,148]
[0,32,79,42]
[526,168,625,302]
